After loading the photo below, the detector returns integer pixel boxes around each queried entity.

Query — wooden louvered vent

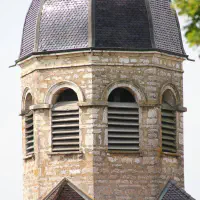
[25,111,34,155]
[161,103,177,153]
[108,102,139,151]
[52,102,80,153]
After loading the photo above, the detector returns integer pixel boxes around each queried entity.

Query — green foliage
[173,0,200,47]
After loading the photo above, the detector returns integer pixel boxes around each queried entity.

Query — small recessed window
[51,88,80,153]
[108,88,139,151]
[161,90,177,153]
[25,93,34,155]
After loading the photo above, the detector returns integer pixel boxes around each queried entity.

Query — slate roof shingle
[19,0,187,61]
[159,180,196,200]
[42,178,92,200]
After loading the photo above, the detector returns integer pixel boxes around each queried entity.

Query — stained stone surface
[20,51,185,200]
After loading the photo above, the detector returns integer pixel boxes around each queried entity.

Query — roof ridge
[41,178,93,200]
[34,0,45,52]
[144,0,156,48]
[42,178,66,200]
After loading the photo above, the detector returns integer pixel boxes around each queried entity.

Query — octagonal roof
[19,0,186,61]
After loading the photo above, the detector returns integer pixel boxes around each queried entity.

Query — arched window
[25,93,34,155]
[161,90,177,153]
[25,93,33,112]
[51,88,79,153]
[108,88,139,151]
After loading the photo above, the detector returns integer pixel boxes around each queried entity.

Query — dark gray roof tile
[38,0,89,52]
[149,0,185,55]
[19,0,187,61]
[94,0,152,49]
[159,180,196,200]
[42,178,92,200]
[20,0,41,58]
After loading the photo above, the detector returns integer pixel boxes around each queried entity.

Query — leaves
[173,0,200,46]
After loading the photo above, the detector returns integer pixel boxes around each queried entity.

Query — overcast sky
[0,1,200,199]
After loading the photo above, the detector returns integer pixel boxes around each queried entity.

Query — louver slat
[108,134,139,139]
[161,103,176,153]
[52,147,80,152]
[52,117,79,122]
[108,110,139,115]
[52,124,79,128]
[108,102,139,151]
[25,111,34,155]
[52,130,79,134]
[52,103,79,153]
[53,136,79,140]
[52,112,79,117]
[27,146,34,150]
[108,128,139,132]
[109,146,139,150]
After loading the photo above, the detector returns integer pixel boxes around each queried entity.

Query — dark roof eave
[16,47,189,64]
[158,180,196,200]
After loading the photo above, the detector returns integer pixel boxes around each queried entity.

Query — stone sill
[24,153,35,160]
[161,152,181,157]
[48,151,83,156]
[107,150,142,155]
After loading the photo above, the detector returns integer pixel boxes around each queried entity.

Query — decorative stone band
[30,104,52,110]
[47,151,83,156]
[20,104,51,116]
[78,101,108,107]
[140,103,187,113]
[20,102,187,113]
[18,51,184,77]
[176,105,187,113]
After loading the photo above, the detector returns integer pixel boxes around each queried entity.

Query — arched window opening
[55,88,78,103]
[24,93,34,155]
[25,93,33,111]
[108,88,139,151]
[51,88,79,153]
[161,90,177,153]
[108,88,136,103]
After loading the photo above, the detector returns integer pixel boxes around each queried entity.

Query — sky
[0,0,199,199]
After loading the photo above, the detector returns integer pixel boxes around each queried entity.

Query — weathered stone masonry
[20,51,185,200]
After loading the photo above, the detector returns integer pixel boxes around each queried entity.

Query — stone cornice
[20,102,186,113]
[30,104,52,110]
[19,51,184,77]
[20,104,51,116]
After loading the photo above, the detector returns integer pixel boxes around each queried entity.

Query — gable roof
[42,178,92,200]
[159,180,195,200]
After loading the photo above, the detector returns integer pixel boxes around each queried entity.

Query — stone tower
[17,0,188,199]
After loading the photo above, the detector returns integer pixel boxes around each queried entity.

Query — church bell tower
[17,0,188,199]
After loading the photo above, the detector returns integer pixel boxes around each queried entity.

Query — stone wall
[89,64,184,200]
[19,51,185,200]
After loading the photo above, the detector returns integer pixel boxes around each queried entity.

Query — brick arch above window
[44,81,85,104]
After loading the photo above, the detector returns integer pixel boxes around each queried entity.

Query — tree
[173,0,200,47]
